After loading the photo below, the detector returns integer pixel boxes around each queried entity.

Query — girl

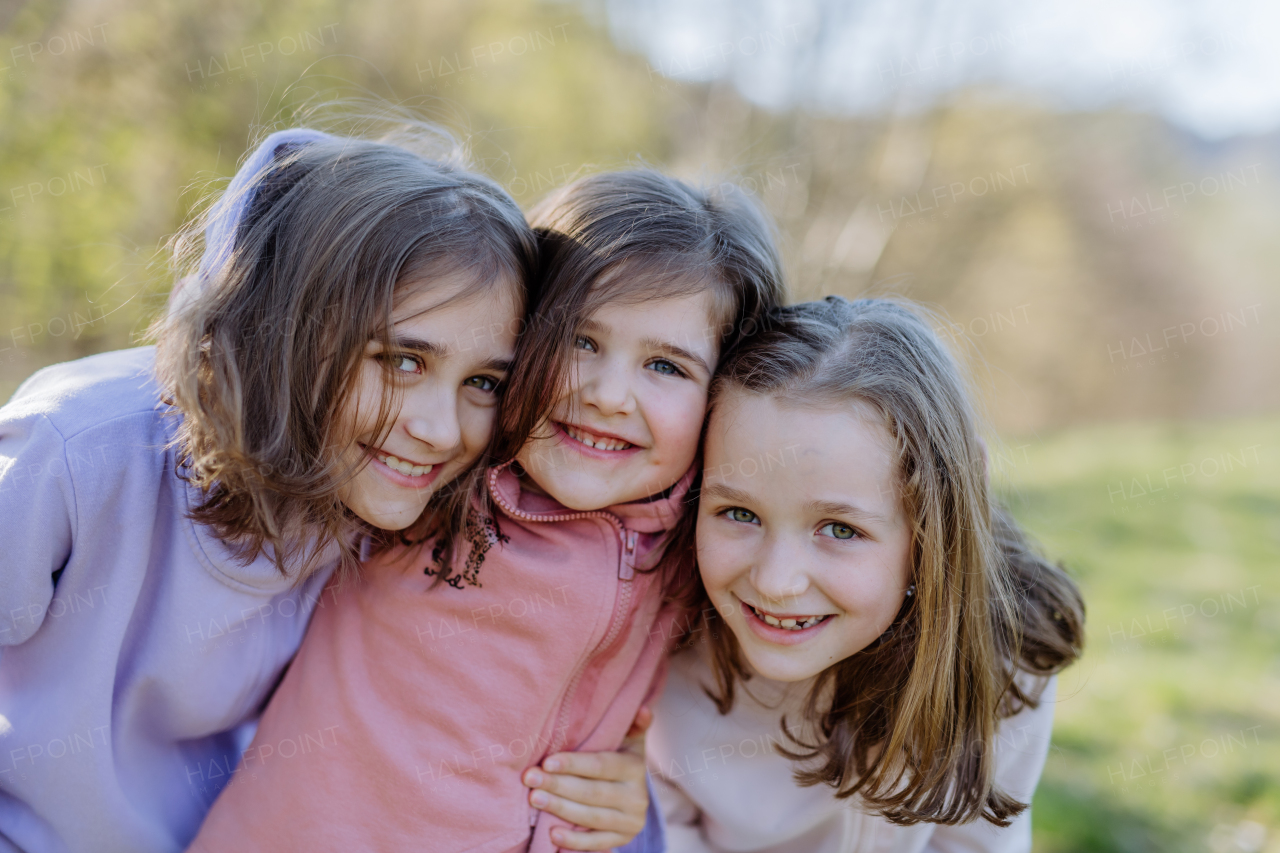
[0,126,538,852]
[188,170,787,853]
[649,297,1085,851]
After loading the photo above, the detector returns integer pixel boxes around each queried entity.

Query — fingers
[548,826,634,852]
[523,766,629,811]
[523,751,650,845]
[527,785,644,845]
[538,749,647,784]
[625,705,653,739]
[523,751,650,848]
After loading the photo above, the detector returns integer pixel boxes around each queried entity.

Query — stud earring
[905,584,916,597]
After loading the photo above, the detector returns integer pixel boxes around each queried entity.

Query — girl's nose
[749,538,812,612]
[576,358,636,417]
[402,385,462,452]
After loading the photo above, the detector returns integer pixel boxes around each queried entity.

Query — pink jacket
[189,464,692,853]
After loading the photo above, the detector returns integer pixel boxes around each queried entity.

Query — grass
[996,418,1280,852]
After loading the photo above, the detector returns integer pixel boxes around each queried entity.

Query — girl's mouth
[746,601,830,631]
[740,599,833,645]
[556,422,638,453]
[362,444,440,485]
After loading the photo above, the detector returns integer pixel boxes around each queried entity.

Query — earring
[905,584,916,597]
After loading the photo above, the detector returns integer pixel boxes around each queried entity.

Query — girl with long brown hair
[648,296,1085,851]
[188,169,787,853]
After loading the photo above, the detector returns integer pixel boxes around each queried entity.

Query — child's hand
[522,705,654,850]
[623,704,653,743]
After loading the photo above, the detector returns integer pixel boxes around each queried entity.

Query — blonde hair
[680,296,1084,826]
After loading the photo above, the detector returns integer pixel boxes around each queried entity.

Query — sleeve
[0,408,76,645]
[922,676,1058,853]
[652,773,717,853]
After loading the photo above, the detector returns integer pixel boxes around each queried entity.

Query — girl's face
[696,391,914,683]
[516,290,718,510]
[337,274,521,530]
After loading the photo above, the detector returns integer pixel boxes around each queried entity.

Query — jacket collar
[487,462,697,534]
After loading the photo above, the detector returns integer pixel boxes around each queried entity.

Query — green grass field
[996,419,1280,852]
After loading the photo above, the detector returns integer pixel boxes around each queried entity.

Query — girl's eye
[463,375,499,392]
[819,522,858,540]
[575,336,597,353]
[725,507,759,525]
[384,354,421,374]
[647,359,682,377]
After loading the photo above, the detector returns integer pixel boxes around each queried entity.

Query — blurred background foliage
[1,0,1276,849]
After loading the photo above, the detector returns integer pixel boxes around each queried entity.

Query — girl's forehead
[392,268,521,317]
[714,389,888,435]
[594,258,724,306]
[703,394,904,514]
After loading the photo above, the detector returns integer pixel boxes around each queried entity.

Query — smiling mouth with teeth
[369,447,434,479]
[748,603,831,631]
[560,423,635,452]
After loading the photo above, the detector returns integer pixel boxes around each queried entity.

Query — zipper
[487,466,638,763]
[620,529,638,579]
[486,467,637,581]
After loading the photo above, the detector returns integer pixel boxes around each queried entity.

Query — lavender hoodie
[0,346,336,853]
[0,129,341,853]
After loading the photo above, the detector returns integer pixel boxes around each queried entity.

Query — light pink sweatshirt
[649,642,1057,853]
[189,464,692,853]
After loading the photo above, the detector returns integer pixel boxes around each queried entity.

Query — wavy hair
[152,127,536,581]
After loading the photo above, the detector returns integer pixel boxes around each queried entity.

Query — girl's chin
[345,489,431,531]
[350,506,423,531]
[736,647,825,684]
[521,469,654,510]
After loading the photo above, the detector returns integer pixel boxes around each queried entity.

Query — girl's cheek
[827,573,891,625]
[342,363,388,443]
[460,405,497,458]
[696,530,741,592]
[554,374,586,419]
[650,390,709,459]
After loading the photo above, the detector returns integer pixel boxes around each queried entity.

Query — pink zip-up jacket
[189,463,693,853]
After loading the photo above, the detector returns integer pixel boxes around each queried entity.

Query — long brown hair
[678,296,1085,826]
[152,127,536,581]
[428,169,788,586]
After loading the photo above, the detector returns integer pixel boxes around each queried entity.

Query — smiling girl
[0,127,538,853]
[188,171,786,853]
[649,297,1085,852]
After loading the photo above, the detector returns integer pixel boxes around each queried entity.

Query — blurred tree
[1,0,1277,429]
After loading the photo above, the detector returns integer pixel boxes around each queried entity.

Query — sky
[601,0,1280,139]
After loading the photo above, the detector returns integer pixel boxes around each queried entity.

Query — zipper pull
[618,529,637,580]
